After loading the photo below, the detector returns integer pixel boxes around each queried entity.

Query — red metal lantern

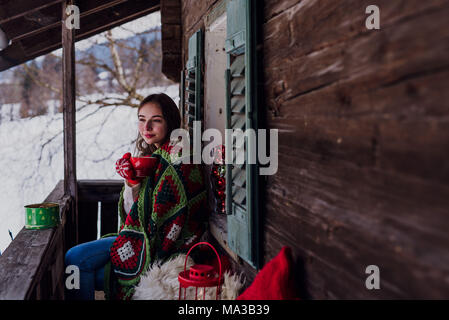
[178,242,223,300]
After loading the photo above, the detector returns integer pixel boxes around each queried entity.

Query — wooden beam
[1,0,131,42]
[0,0,160,71]
[1,3,62,43]
[21,0,160,57]
[71,0,160,43]
[0,0,63,24]
[62,0,78,245]
[77,180,123,202]
[0,41,27,71]
[23,1,160,56]
[26,185,70,299]
[0,180,66,300]
[77,0,129,17]
[161,0,182,82]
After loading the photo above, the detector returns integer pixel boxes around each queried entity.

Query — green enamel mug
[25,202,60,230]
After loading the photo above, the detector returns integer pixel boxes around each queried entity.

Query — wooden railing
[77,180,123,243]
[0,180,123,300]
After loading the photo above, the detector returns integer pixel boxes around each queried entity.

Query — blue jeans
[64,236,116,300]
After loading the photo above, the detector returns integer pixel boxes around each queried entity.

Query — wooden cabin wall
[179,0,449,299]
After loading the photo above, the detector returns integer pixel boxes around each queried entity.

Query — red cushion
[237,246,299,300]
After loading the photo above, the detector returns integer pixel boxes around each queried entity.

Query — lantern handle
[184,242,223,286]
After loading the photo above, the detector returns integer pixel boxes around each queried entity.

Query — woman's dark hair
[135,93,181,156]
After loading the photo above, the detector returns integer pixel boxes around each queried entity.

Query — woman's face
[138,102,168,148]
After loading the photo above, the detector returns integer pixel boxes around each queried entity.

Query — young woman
[65,93,208,300]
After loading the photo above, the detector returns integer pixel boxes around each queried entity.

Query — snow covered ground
[0,84,178,254]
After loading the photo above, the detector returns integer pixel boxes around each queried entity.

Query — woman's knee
[65,244,83,267]
[64,237,116,270]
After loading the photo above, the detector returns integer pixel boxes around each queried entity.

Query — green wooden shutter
[225,0,260,269]
[185,29,203,142]
[179,69,185,128]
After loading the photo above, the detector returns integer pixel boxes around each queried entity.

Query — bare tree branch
[106,30,132,94]
[9,22,171,181]
[22,64,60,95]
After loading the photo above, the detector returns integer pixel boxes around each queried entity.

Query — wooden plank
[231,114,245,130]
[264,4,449,106]
[232,167,246,187]
[263,122,449,298]
[161,0,181,25]
[62,0,78,245]
[209,213,239,262]
[264,148,449,298]
[231,96,245,113]
[181,0,216,35]
[230,54,245,76]
[0,181,67,299]
[0,41,27,71]
[78,200,98,243]
[20,0,160,57]
[100,201,119,236]
[260,0,449,299]
[264,5,449,183]
[1,0,140,41]
[0,0,161,72]
[232,185,246,206]
[1,3,62,42]
[268,69,449,184]
[263,0,301,22]
[50,234,65,298]
[231,77,245,96]
[179,69,185,126]
[263,0,449,65]
[162,53,182,82]
[161,24,182,51]
[0,0,63,24]
[177,0,449,299]
[78,180,123,238]
[77,180,123,202]
[0,228,55,299]
[77,0,130,18]
[27,182,69,300]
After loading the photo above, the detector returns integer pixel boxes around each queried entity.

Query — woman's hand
[115,152,142,185]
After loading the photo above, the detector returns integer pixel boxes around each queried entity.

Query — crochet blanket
[104,140,208,300]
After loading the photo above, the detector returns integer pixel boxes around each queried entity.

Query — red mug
[130,156,157,177]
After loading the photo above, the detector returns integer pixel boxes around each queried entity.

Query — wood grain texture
[100,201,119,237]
[161,0,182,81]
[0,181,68,300]
[77,180,122,238]
[0,0,161,72]
[180,0,449,299]
[78,200,98,244]
[62,0,78,246]
[260,0,449,298]
[0,180,123,299]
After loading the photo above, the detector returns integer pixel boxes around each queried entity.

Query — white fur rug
[133,254,245,300]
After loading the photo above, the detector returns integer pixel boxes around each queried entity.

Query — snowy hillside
[0,84,179,253]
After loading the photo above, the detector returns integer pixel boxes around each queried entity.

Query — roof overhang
[0,0,160,72]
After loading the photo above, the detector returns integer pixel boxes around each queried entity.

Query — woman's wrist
[125,179,141,187]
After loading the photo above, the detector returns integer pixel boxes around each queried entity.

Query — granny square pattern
[106,139,208,300]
